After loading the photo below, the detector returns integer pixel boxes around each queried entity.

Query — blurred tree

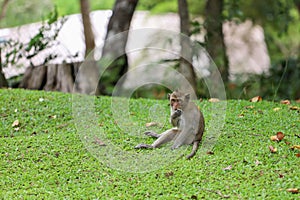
[177,0,197,93]
[0,42,8,87]
[98,0,138,95]
[0,0,53,28]
[0,0,9,21]
[79,0,95,57]
[204,0,229,83]
[224,0,299,62]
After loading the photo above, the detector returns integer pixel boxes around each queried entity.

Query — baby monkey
[135,90,205,159]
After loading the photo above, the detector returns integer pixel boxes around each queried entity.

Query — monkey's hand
[171,109,182,119]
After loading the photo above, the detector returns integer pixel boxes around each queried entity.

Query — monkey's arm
[172,108,200,149]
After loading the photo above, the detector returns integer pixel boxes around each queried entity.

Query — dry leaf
[270,132,285,142]
[250,96,262,102]
[12,120,20,127]
[93,137,106,146]
[286,188,299,194]
[255,160,261,166]
[280,99,291,105]
[296,153,300,157]
[290,145,300,150]
[245,106,254,109]
[206,151,214,155]
[273,107,281,111]
[49,115,57,119]
[164,171,174,178]
[289,106,300,111]
[238,114,244,118]
[269,146,277,153]
[278,174,284,178]
[145,122,158,127]
[208,98,220,103]
[270,135,278,141]
[276,132,285,141]
[223,165,232,171]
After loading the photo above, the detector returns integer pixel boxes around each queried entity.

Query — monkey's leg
[135,128,179,149]
[152,128,179,148]
[144,131,160,138]
[186,140,200,159]
[135,144,153,149]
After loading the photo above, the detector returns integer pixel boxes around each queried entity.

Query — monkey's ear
[167,93,171,100]
[184,93,190,101]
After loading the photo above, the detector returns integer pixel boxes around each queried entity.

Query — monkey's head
[168,90,190,111]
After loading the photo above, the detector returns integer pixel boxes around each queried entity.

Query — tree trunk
[0,0,10,21]
[204,0,229,83]
[19,63,81,93]
[80,0,95,57]
[98,0,138,95]
[177,0,197,94]
[0,71,7,87]
[0,48,8,87]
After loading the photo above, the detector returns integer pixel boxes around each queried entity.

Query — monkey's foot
[134,144,153,149]
[144,131,160,138]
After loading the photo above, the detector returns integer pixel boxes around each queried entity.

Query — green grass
[0,89,299,199]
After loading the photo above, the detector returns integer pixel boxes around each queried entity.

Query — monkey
[135,90,205,159]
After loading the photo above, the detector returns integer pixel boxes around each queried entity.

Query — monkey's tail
[186,140,200,159]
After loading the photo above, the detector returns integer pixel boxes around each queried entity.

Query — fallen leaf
[270,132,285,142]
[245,106,254,109]
[31,131,37,136]
[93,137,106,146]
[223,165,232,171]
[296,153,300,157]
[280,99,291,105]
[273,107,281,111]
[255,160,261,166]
[290,145,300,150]
[269,146,277,153]
[270,135,278,141]
[208,98,220,103]
[286,188,299,194]
[54,152,60,158]
[206,151,214,155]
[14,127,20,131]
[276,132,285,141]
[39,98,45,102]
[279,174,284,178]
[238,114,244,118]
[164,171,174,178]
[289,106,300,111]
[145,122,158,127]
[250,96,262,102]
[49,115,57,119]
[12,120,20,127]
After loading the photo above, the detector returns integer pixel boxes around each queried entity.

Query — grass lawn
[0,89,299,199]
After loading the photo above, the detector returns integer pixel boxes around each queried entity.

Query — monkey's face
[168,91,190,111]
